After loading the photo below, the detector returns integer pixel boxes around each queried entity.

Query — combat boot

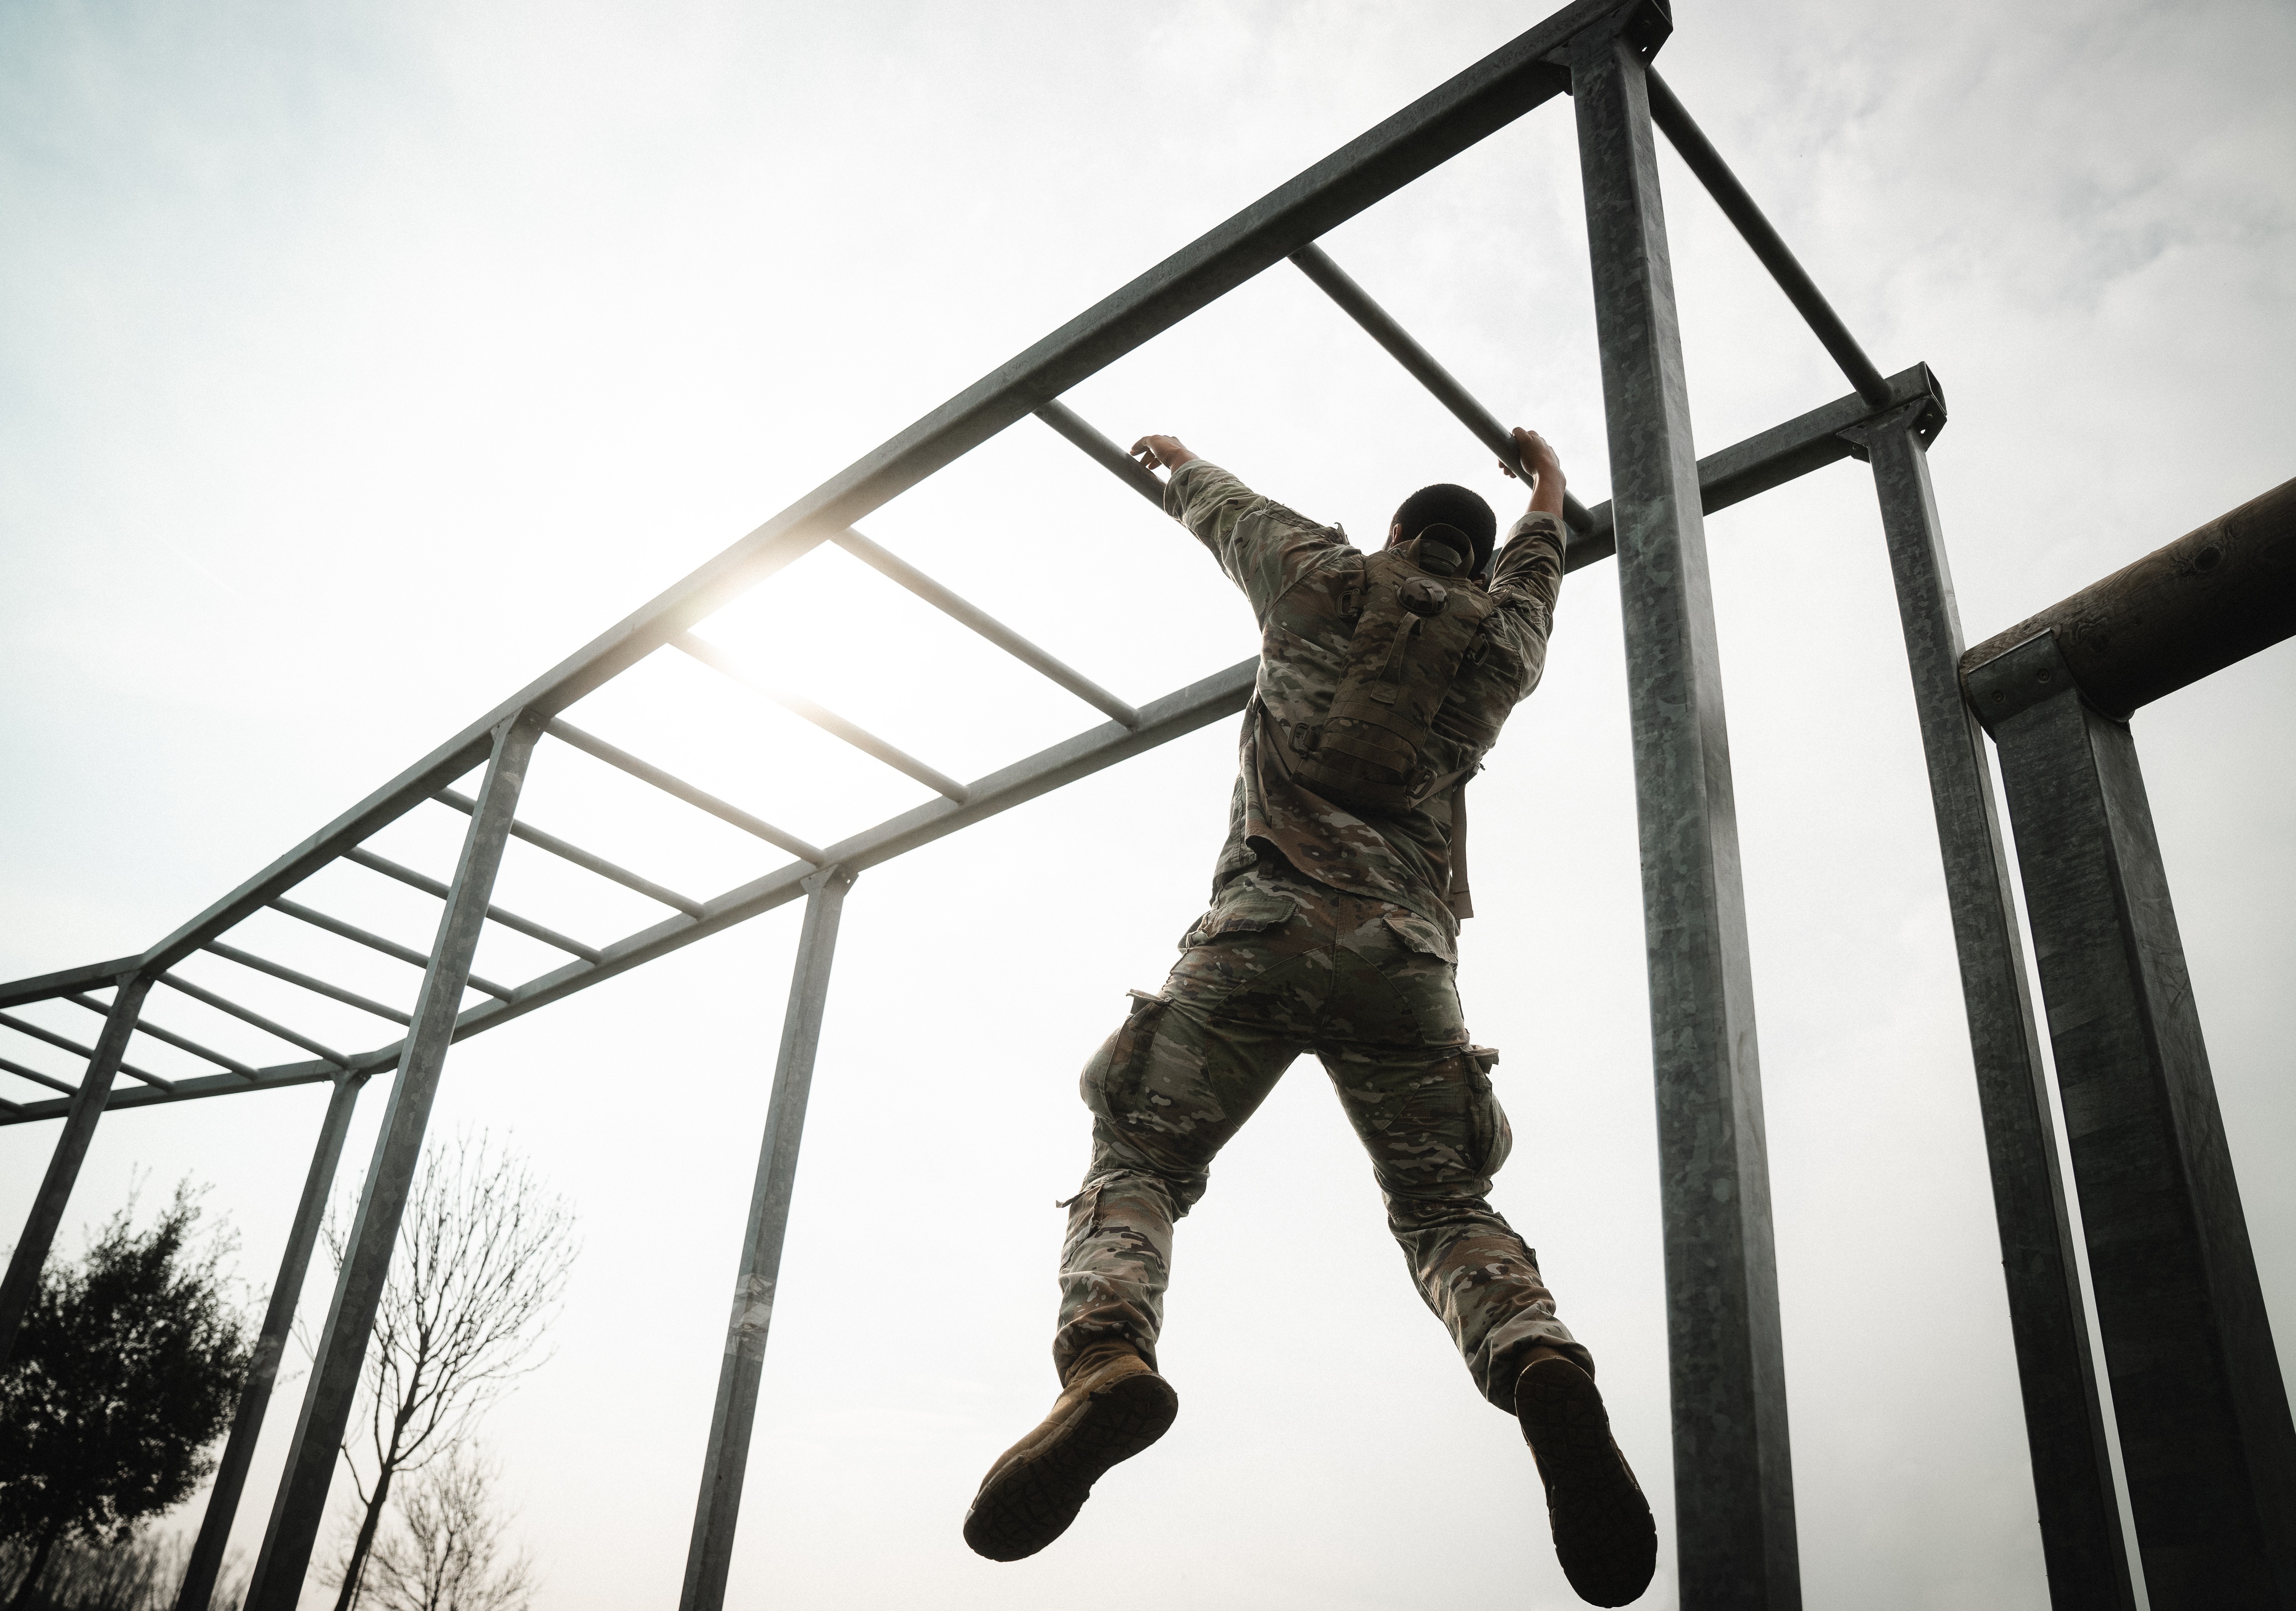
[1516,1349,1658,1606]
[963,1341,1179,1561]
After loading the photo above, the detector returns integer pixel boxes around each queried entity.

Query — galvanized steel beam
[434,787,707,918]
[829,525,1140,729]
[673,632,971,803]
[174,1073,366,1611]
[0,0,1611,1032]
[1288,241,1599,535]
[0,661,1257,1128]
[1569,364,1944,570]
[203,941,413,1026]
[243,712,544,1611]
[1845,404,2134,1608]
[0,1009,173,1091]
[345,846,603,963]
[544,719,828,866]
[1643,69,1889,408]
[1968,635,2296,1609]
[156,972,349,1071]
[269,897,518,1002]
[63,994,258,1080]
[0,977,153,1369]
[1035,400,1167,506]
[679,866,855,1611]
[1571,6,1800,1605]
[0,956,139,1012]
[0,1056,77,1097]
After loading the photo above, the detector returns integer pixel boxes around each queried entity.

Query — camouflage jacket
[1167,459,1566,950]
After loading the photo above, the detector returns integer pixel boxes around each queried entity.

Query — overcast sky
[3,2,2291,1608]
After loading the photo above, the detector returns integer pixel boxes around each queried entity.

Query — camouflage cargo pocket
[1465,1045,1513,1175]
[1179,886,1298,950]
[1081,989,1169,1121]
[1380,910,1457,965]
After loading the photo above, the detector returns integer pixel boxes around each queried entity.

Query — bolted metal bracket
[1962,630,2095,734]
[1837,378,1949,464]
[1547,0,1672,76]
[800,864,855,898]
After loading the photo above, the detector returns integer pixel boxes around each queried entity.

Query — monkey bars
[5,3,2285,1607]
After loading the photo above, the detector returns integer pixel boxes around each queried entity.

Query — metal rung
[830,528,1140,729]
[269,898,518,1001]
[155,974,350,1070]
[1288,242,1596,536]
[1645,69,1890,409]
[435,788,705,918]
[544,719,827,866]
[0,1009,174,1091]
[0,1094,22,1116]
[204,942,412,1026]
[343,847,604,964]
[63,993,260,1080]
[1035,399,1166,506]
[671,634,970,803]
[0,1054,75,1096]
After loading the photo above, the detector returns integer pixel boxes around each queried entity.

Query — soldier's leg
[1320,907,1653,1606]
[1054,930,1325,1378]
[968,895,1325,1563]
[1317,916,1587,1406]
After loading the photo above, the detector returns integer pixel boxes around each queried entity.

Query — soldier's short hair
[1392,483,1498,578]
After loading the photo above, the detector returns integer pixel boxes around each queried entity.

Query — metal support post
[1569,7,1800,1606]
[0,974,152,1369]
[175,1073,366,1611]
[1847,407,2135,1607]
[680,866,856,1611]
[242,710,544,1611]
[1967,637,2296,1610]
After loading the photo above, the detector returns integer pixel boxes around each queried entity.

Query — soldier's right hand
[1501,427,1566,519]
[1131,435,1198,475]
[1498,427,1561,484]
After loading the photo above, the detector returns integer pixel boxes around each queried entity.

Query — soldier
[962,427,1656,1607]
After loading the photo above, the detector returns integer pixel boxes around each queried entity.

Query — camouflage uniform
[1055,461,1581,1411]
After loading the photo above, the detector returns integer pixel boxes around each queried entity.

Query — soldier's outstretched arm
[1485,427,1569,702]
[1129,433,1344,620]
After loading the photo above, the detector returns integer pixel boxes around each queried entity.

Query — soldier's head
[1388,483,1498,582]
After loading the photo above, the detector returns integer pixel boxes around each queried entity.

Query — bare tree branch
[312,1131,576,1611]
[363,1447,537,1611]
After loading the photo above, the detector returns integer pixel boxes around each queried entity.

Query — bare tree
[361,1449,536,1611]
[315,1134,575,1611]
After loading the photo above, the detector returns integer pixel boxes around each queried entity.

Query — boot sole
[1517,1357,1657,1606]
[964,1372,1179,1562]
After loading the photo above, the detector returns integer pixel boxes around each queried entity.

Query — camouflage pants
[1056,866,1587,1412]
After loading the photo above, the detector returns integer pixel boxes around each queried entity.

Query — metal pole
[1287,242,1599,535]
[174,1073,366,1611]
[1568,8,1800,1607]
[241,710,544,1611]
[1847,407,2135,1607]
[1641,69,1890,409]
[1967,636,2296,1609]
[680,866,855,1611]
[0,973,151,1370]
